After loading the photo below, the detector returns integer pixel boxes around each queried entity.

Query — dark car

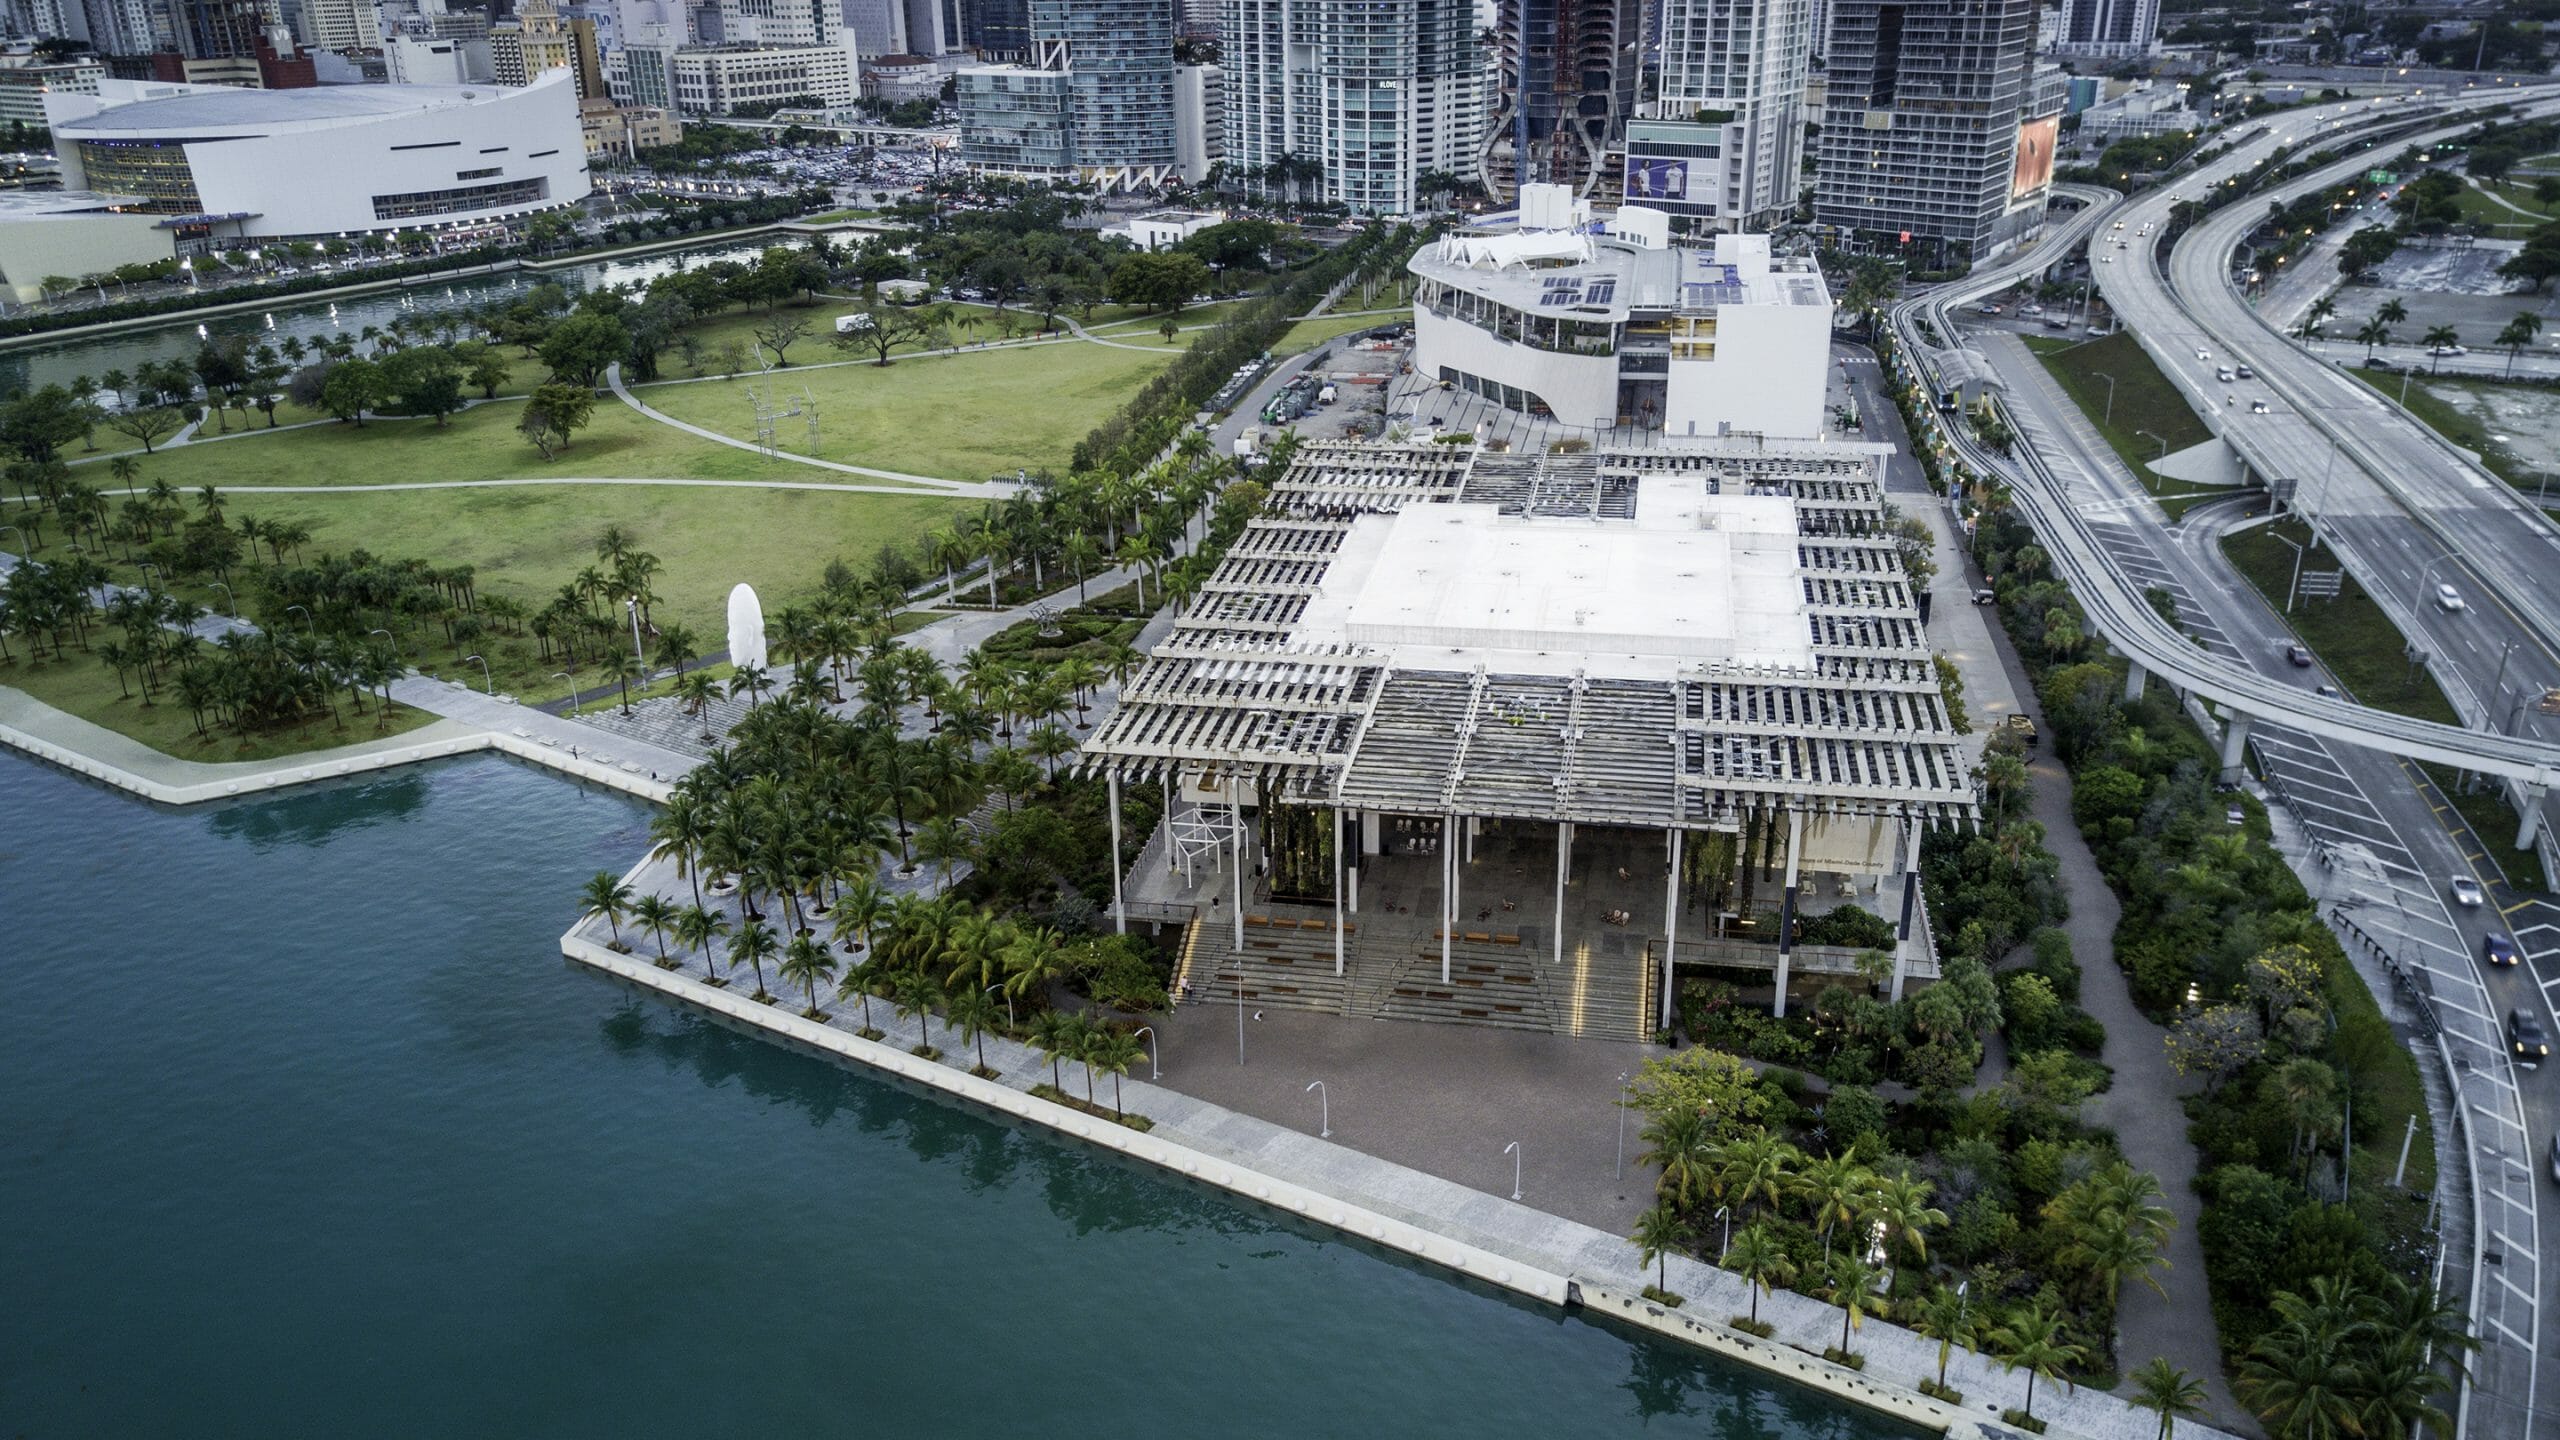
[2512,1007,2550,1066]
[2486,932,2521,967]
[2363,355,2399,371]
[2285,644,2314,668]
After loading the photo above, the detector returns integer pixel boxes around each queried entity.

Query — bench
[1493,934,1522,946]
[1464,931,1491,943]
[1245,915,1272,928]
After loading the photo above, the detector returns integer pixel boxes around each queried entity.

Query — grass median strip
[2026,331,2215,481]
[2218,517,2459,726]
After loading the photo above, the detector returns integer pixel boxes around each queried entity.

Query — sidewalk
[564,874,2233,1440]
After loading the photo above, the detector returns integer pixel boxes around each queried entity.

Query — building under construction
[1479,0,1645,203]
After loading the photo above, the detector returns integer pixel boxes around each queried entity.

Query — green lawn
[1,642,438,762]
[1272,310,1407,357]
[2453,179,2557,235]
[2219,518,2460,726]
[2028,331,2216,481]
[206,482,962,705]
[106,394,899,490]
[639,339,1176,481]
[1084,298,1252,335]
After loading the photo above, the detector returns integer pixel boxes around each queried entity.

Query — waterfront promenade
[562,853,2229,1440]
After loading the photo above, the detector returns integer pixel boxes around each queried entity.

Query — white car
[2195,348,2211,361]
[2452,876,2485,907]
[2436,583,2466,612]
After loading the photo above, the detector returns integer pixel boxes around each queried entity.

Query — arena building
[44,72,590,247]
[1085,437,1973,1042]
[1408,184,1835,441]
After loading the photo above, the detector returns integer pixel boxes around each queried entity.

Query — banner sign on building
[1625,157,1691,203]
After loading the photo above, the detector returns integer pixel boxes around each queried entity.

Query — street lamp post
[2134,430,2167,491]
[625,595,647,668]
[464,653,492,695]
[1502,1141,1522,1201]
[991,982,1018,1032]
[554,670,580,714]
[1614,1070,1630,1179]
[2408,549,2469,618]
[2271,530,2308,614]
[209,581,235,617]
[2093,370,2118,426]
[1132,1021,1158,1078]
[1716,1204,1733,1262]
[1305,1079,1330,1138]
[285,603,314,633]
[1233,957,1246,1066]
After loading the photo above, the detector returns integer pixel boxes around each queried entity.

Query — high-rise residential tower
[1625,0,1813,231]
[1480,0,1643,201]
[2057,0,2155,58]
[956,0,1173,190]
[1221,0,1483,215]
[1813,0,2041,268]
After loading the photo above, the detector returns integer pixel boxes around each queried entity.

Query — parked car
[2485,931,2520,967]
[2364,355,2399,371]
[2429,343,2467,357]
[2547,1132,2560,1183]
[2511,1007,2550,1066]
[2226,802,2247,827]
[1971,587,1997,605]
[2001,713,2038,748]
[2452,876,2486,907]
[2436,583,2466,612]
[2285,643,2314,667]
[2250,400,2270,414]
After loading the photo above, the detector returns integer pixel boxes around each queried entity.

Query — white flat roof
[1298,477,1813,679]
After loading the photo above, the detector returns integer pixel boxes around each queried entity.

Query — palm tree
[2235,1280,2372,1440]
[2376,298,2408,331]
[727,916,780,999]
[580,871,635,945]
[1087,1027,1144,1117]
[647,793,713,907]
[944,983,1003,1075]
[2423,324,2461,373]
[1723,1223,1795,1326]
[779,932,837,1017]
[1030,1009,1080,1091]
[1715,1132,1799,1220]
[1630,1202,1689,1297]
[830,872,886,956]
[894,970,944,1055]
[2498,310,2544,375]
[1820,1251,1883,1358]
[1636,1106,1712,1209]
[1915,1283,1978,1391]
[835,952,884,1033]
[1987,1299,2085,1426]
[2355,317,2389,360]
[2045,1162,2175,1309]
[1795,1154,1873,1252]
[673,903,728,983]
[1864,1169,1947,1265]
[631,893,679,967]
[2129,1358,2209,1440]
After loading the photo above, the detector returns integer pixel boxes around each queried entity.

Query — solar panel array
[1538,275,1583,308]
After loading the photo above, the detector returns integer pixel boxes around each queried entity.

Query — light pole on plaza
[1503,1141,1522,1202]
[1614,1071,1630,1179]
[1306,1080,1330,1138]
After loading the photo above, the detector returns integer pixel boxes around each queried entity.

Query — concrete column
[1890,818,1924,1003]
[1230,803,1245,952]
[1108,769,1126,936]
[1554,820,1574,969]
[1772,810,1803,1019]
[2520,785,2550,852]
[1348,864,1359,915]
[1661,828,1683,1031]
[1442,813,1458,984]
[1333,810,1346,978]
[2218,711,2254,785]
[1361,810,1382,856]
[2123,659,2148,703]
[1466,816,1478,863]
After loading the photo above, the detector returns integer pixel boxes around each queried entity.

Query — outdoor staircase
[1375,934,1558,1033]
[1180,913,1359,1017]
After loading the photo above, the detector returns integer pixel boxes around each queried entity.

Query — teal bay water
[0,752,1899,1438]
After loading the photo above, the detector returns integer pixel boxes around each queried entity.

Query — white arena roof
[57,83,527,135]
[1303,485,1812,676]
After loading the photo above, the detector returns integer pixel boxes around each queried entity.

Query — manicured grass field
[103,394,890,490]
[2026,331,2216,480]
[1271,310,1407,356]
[2219,517,2459,727]
[639,339,1176,481]
[2452,179,2557,234]
[1,642,438,762]
[209,481,962,688]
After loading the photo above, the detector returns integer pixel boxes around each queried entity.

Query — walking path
[604,363,999,492]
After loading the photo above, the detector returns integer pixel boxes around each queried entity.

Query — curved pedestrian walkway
[603,362,991,491]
